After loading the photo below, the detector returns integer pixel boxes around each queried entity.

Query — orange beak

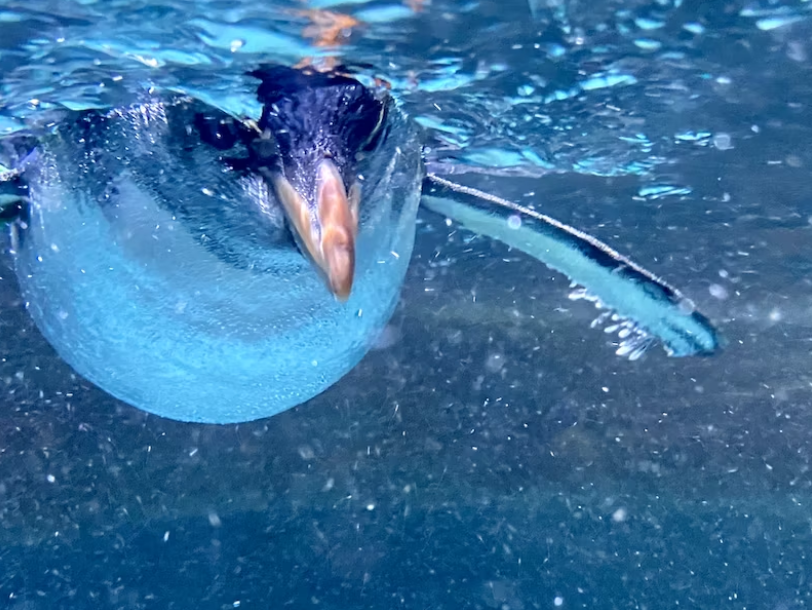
[271,158,359,301]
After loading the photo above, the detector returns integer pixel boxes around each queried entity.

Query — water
[2,0,812,608]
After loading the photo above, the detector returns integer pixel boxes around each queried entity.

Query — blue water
[2,0,812,608]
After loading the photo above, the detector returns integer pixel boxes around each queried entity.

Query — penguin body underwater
[0,65,721,423]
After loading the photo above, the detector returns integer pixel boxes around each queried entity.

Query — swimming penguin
[0,65,720,423]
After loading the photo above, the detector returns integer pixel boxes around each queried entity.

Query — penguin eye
[195,114,240,151]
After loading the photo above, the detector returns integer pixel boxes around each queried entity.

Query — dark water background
[2,0,812,608]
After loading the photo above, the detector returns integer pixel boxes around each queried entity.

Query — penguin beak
[270,158,360,301]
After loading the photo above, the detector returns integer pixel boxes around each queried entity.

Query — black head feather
[248,65,391,198]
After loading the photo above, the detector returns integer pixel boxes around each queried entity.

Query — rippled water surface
[2,0,812,608]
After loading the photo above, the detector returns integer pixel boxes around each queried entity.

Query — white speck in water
[366,503,376,511]
[163,531,170,542]
[46,474,55,483]
[50,243,59,252]
[208,511,222,527]
[311,359,318,367]
[709,284,728,300]
[769,308,783,323]
[554,596,564,607]
[507,214,522,230]
[201,187,214,196]
[230,39,245,52]
[57,310,68,320]
[713,133,733,150]
[612,507,627,522]
[233,602,241,609]
[485,352,505,373]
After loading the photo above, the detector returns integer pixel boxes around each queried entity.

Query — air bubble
[713,133,733,150]
[507,214,522,230]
